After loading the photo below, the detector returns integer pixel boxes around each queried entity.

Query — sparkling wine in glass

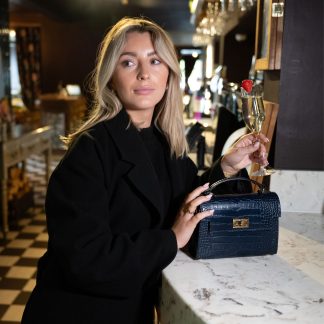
[241,85,275,176]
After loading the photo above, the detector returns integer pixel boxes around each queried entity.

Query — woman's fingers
[183,193,212,216]
[237,132,269,146]
[233,134,255,147]
[253,150,269,166]
[172,186,214,248]
[237,134,269,159]
[256,133,270,143]
[190,209,213,225]
[184,183,209,204]
[172,207,213,248]
[183,183,213,218]
[250,141,269,165]
[236,141,260,156]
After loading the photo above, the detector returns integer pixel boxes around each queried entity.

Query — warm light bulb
[9,30,16,38]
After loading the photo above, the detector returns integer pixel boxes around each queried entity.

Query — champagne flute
[241,85,275,176]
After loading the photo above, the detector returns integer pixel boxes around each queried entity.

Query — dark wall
[10,12,106,95]
[275,0,323,170]
[9,9,193,97]
[223,7,256,83]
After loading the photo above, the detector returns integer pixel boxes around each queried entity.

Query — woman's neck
[126,109,153,128]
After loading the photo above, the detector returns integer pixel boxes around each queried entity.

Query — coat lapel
[104,110,164,219]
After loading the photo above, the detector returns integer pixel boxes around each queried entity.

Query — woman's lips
[133,88,154,95]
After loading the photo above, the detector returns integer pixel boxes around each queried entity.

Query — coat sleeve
[45,132,178,298]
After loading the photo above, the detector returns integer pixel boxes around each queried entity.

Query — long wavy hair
[65,17,188,158]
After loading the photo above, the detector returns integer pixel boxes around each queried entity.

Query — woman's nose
[137,74,148,80]
[137,64,149,80]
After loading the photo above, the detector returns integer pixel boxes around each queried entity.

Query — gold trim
[233,218,249,229]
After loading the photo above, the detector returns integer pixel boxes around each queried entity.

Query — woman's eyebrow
[119,51,157,58]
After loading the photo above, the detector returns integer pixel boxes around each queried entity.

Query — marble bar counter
[160,212,324,324]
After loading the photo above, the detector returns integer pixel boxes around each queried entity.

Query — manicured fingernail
[203,183,209,188]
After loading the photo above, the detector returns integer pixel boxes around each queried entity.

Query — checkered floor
[0,153,62,323]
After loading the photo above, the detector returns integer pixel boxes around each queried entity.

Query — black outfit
[138,126,172,217]
[22,109,250,324]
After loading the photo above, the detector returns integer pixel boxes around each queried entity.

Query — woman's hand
[221,133,269,176]
[172,183,213,249]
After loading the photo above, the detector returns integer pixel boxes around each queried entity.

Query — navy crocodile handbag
[188,177,281,259]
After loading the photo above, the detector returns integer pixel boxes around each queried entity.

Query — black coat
[22,109,250,324]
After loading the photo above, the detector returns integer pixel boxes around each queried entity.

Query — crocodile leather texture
[188,191,281,259]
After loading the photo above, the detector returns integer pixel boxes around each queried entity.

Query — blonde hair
[64,17,188,158]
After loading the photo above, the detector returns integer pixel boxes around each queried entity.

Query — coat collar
[103,109,165,219]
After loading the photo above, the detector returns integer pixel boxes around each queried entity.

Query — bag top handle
[203,176,268,195]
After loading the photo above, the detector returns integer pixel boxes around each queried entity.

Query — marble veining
[280,212,324,244]
[270,170,324,214]
[161,212,324,324]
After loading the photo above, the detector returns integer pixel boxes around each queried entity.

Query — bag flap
[198,192,281,221]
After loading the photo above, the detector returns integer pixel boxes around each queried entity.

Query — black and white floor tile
[0,153,62,323]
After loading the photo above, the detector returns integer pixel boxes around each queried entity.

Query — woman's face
[111,31,169,117]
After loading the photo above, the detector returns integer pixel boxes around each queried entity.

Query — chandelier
[192,0,256,44]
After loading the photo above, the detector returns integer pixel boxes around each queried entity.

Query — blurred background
[1,0,321,170]
[0,0,323,220]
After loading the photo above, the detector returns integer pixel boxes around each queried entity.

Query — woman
[22,17,269,324]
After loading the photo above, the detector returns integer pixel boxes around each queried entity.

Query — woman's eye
[121,60,135,67]
[151,58,161,65]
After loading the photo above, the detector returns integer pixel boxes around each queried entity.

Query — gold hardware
[233,218,249,229]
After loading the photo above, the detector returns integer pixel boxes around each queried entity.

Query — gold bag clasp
[233,218,249,229]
